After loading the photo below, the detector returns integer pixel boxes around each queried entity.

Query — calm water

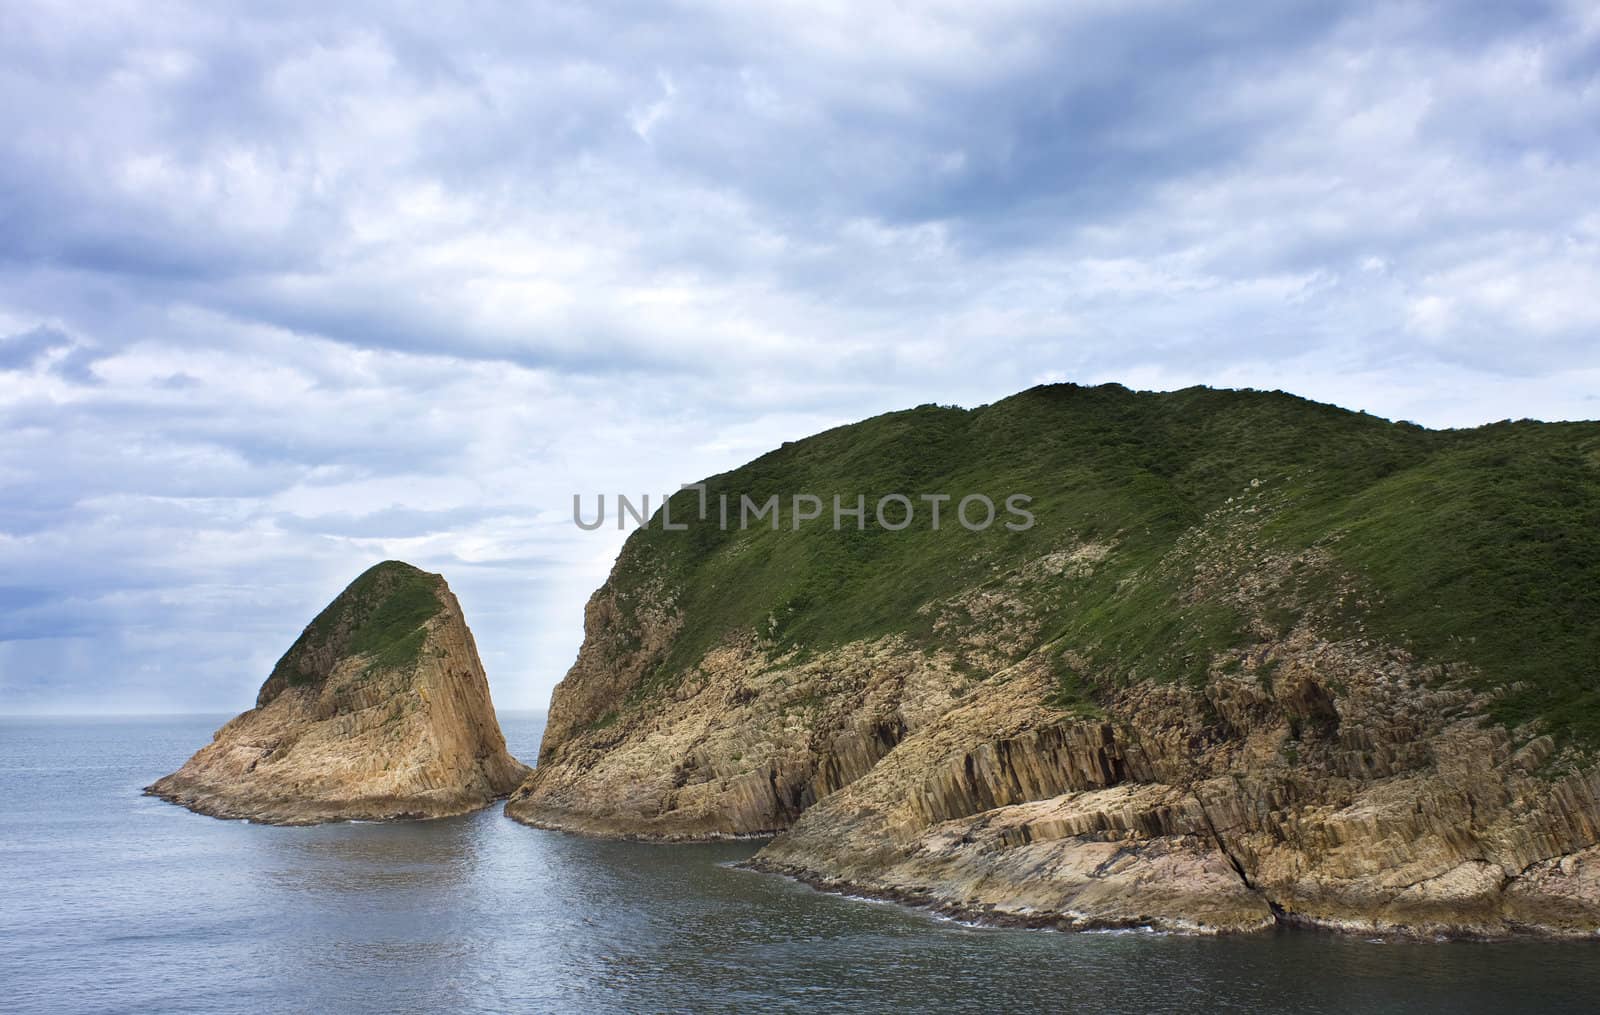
[1,715,1597,1014]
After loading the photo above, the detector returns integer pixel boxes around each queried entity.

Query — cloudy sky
[2,1,1597,714]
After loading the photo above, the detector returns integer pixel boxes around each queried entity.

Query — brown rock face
[753,643,1600,937]
[510,537,1600,937]
[147,561,529,824]
[507,624,963,839]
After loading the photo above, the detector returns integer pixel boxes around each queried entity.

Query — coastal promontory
[508,383,1600,936]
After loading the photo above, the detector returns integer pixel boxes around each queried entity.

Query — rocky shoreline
[509,570,1600,939]
[145,782,520,826]
[740,856,1277,936]
[743,833,1600,940]
[493,388,1600,939]
[745,856,1600,940]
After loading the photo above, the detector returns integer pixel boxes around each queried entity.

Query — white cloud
[1,0,1597,712]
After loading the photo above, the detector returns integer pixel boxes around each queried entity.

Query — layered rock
[506,614,965,838]
[508,385,1600,936]
[753,645,1600,936]
[148,561,529,824]
[515,532,1600,936]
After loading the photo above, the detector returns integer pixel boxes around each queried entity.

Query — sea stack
[148,561,530,824]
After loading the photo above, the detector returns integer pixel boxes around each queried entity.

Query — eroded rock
[147,561,529,824]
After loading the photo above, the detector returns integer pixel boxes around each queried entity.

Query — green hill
[608,383,1600,746]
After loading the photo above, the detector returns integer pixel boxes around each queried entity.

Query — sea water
[1,714,1595,1014]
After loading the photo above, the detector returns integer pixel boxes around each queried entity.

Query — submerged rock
[148,561,529,824]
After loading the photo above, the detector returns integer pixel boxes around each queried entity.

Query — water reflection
[257,813,485,895]
[3,715,1599,1015]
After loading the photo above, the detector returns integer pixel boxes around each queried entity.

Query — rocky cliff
[149,561,529,824]
[508,384,1600,936]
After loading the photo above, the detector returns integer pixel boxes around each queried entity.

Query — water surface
[1,714,1595,1013]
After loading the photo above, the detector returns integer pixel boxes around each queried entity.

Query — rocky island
[508,383,1600,937]
[149,561,529,824]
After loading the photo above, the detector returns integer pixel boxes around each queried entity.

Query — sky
[2,1,1598,714]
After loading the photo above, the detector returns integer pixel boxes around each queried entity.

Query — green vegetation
[362,627,431,677]
[1045,656,1106,719]
[607,384,1600,745]
[1293,422,1600,742]
[269,561,443,691]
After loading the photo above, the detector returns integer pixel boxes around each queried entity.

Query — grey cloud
[0,326,105,383]
[271,505,513,539]
[1,0,1598,712]
[0,326,71,369]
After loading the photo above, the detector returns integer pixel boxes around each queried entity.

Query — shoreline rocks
[501,385,1600,939]
[511,604,1600,938]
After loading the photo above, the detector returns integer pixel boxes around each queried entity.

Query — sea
[1,713,1596,1013]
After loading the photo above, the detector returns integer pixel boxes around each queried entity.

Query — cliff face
[509,384,1600,936]
[507,618,966,838]
[148,561,529,824]
[752,637,1600,936]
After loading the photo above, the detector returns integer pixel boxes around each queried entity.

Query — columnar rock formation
[149,561,529,824]
[751,645,1600,935]
[507,384,1600,936]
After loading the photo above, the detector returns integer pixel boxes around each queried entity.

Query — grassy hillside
[609,384,1600,746]
[262,560,443,700]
